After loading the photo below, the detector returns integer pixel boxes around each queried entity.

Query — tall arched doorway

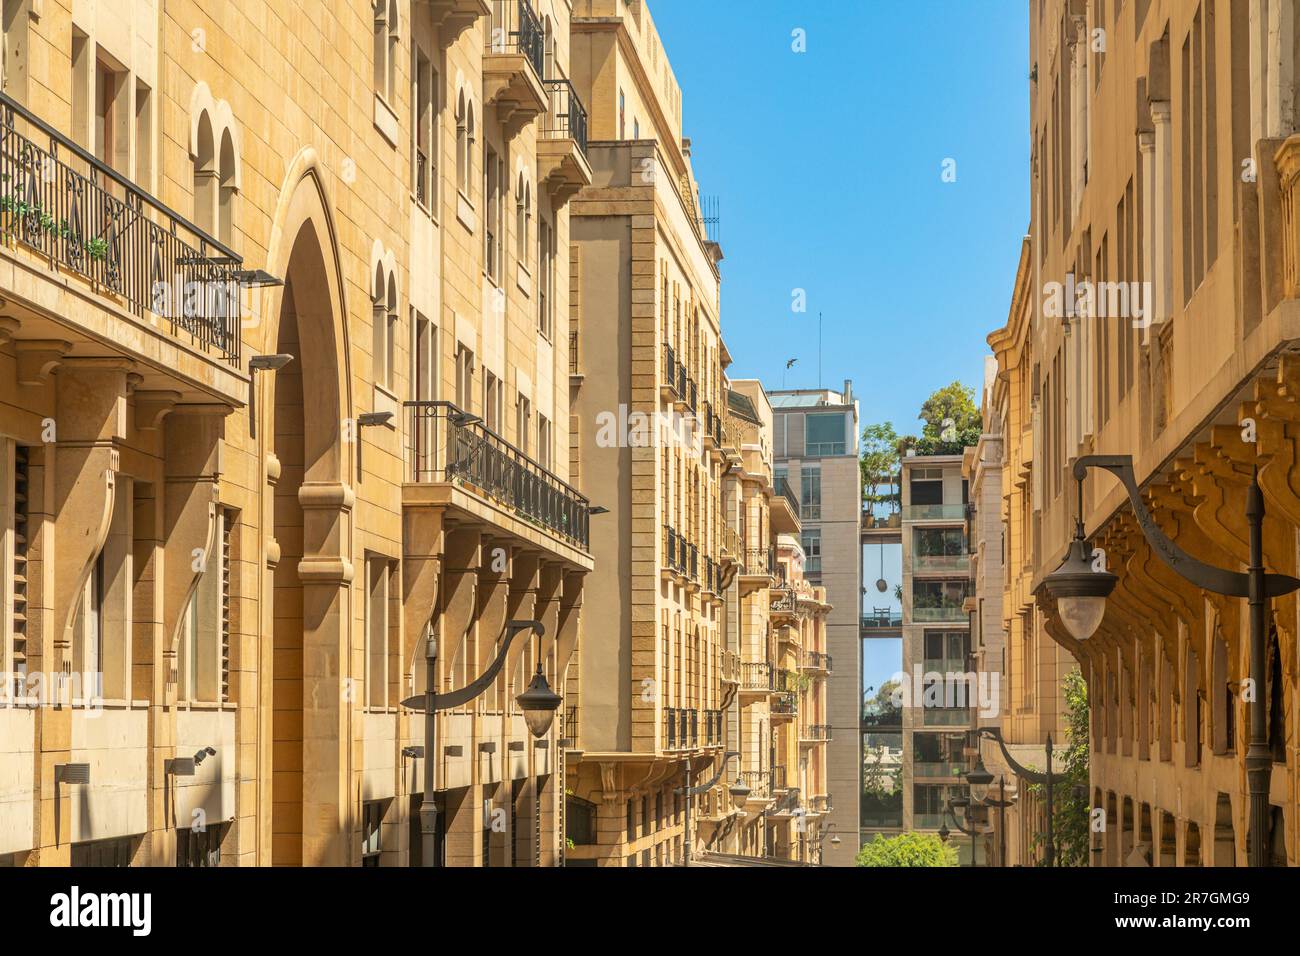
[261,160,352,866]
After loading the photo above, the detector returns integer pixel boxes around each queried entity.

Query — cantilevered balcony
[801,650,832,674]
[739,661,775,695]
[800,724,832,746]
[483,0,548,130]
[770,477,800,534]
[404,400,591,556]
[0,91,245,402]
[538,77,592,205]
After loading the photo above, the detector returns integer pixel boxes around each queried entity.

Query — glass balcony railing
[912,553,971,574]
[914,761,965,778]
[911,604,969,623]
[913,813,947,830]
[904,503,967,521]
[921,707,972,727]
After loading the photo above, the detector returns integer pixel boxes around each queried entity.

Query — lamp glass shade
[966,759,993,803]
[1058,594,1107,642]
[728,780,751,808]
[516,668,562,739]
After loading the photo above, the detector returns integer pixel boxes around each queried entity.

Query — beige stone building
[0,0,596,866]
[561,0,827,865]
[1010,0,1300,866]
[980,238,1078,867]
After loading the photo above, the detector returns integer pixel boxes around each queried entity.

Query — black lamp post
[1041,454,1299,867]
[673,750,744,867]
[971,726,1068,866]
[400,620,560,867]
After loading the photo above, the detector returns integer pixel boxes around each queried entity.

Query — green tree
[860,421,901,515]
[855,832,957,867]
[1026,669,1090,866]
[899,381,982,456]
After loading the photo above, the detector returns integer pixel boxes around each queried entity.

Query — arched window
[372,262,397,392]
[217,129,237,246]
[374,0,399,103]
[193,111,216,234]
[455,91,474,197]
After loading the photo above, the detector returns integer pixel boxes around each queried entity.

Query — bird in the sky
[785,358,798,370]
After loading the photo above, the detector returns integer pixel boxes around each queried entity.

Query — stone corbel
[16,339,71,386]
[402,506,445,683]
[555,569,585,681]
[437,527,480,691]
[474,538,510,679]
[52,359,131,670]
[161,406,227,690]
[133,389,182,432]
[504,552,540,688]
[0,316,19,345]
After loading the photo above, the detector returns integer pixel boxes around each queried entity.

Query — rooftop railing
[405,400,590,548]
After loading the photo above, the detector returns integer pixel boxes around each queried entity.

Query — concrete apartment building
[980,239,1077,867]
[769,383,861,865]
[1006,0,1300,865]
[0,0,597,866]
[898,453,974,860]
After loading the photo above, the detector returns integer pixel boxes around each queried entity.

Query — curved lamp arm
[974,727,1069,787]
[675,751,740,796]
[945,804,977,837]
[403,620,544,712]
[1073,455,1300,598]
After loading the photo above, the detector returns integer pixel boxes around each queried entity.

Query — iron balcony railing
[737,770,773,800]
[804,650,832,672]
[0,91,242,365]
[676,359,688,399]
[564,705,578,744]
[771,765,788,791]
[665,706,676,749]
[687,542,698,582]
[415,148,428,205]
[703,709,722,745]
[663,342,678,393]
[740,661,774,691]
[568,329,579,374]
[541,77,589,157]
[664,525,691,574]
[771,692,798,717]
[485,0,545,77]
[804,724,832,742]
[405,400,590,548]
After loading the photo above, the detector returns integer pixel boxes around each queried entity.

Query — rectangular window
[804,413,845,456]
[177,822,228,867]
[413,48,435,209]
[133,79,152,190]
[516,394,531,456]
[538,414,552,471]
[483,371,501,433]
[619,88,626,139]
[801,529,821,575]
[455,345,474,411]
[800,464,821,520]
[179,508,233,703]
[4,443,30,684]
[366,555,395,709]
[362,800,387,866]
[485,146,501,283]
[537,218,554,338]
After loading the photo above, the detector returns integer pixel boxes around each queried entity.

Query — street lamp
[673,750,741,867]
[1041,454,1300,867]
[400,619,555,867]
[973,726,1068,866]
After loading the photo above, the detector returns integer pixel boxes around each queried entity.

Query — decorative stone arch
[256,147,355,866]
[188,83,243,243]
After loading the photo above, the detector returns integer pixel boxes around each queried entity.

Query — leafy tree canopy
[855,832,957,867]
[897,381,983,457]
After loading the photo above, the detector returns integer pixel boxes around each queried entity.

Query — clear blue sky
[650,1,1030,697]
[650,0,1030,435]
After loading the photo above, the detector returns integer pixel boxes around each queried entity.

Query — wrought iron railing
[416,148,428,205]
[0,91,242,365]
[485,0,545,77]
[740,661,774,691]
[568,329,579,374]
[565,705,578,743]
[665,706,677,749]
[405,400,590,548]
[703,709,722,745]
[770,588,796,614]
[803,724,832,742]
[663,342,678,393]
[737,770,772,800]
[541,77,589,157]
[771,692,798,717]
